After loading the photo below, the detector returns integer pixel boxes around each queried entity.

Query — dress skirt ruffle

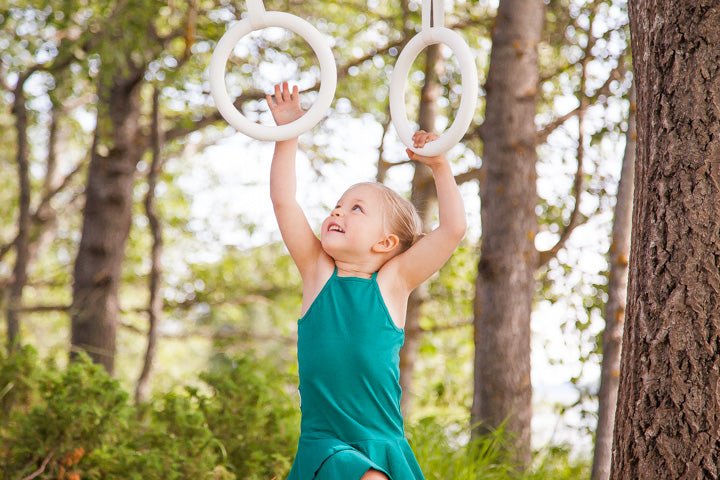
[288,436,424,480]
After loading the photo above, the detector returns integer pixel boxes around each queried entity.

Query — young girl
[267,82,466,480]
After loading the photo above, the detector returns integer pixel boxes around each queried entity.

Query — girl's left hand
[406,130,446,167]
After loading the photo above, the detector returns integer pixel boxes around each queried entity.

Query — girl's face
[320,184,388,260]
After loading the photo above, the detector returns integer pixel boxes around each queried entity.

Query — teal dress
[287,268,425,480]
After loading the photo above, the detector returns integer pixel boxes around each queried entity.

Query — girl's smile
[320,185,388,260]
[327,222,345,233]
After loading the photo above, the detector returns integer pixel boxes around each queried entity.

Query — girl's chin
[320,243,352,262]
[320,242,339,256]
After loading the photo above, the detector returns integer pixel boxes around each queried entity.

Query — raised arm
[388,131,467,292]
[267,83,326,281]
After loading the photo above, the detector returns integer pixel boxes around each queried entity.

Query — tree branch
[0,159,85,264]
[455,167,482,186]
[118,320,298,345]
[405,318,472,335]
[32,161,85,223]
[536,106,582,144]
[375,103,393,183]
[537,14,598,268]
[20,448,56,480]
[537,12,629,145]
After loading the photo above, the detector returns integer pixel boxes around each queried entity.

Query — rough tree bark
[472,0,544,467]
[591,84,635,480]
[71,67,145,374]
[611,2,720,479]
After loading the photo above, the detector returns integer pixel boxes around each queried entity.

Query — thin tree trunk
[28,105,67,266]
[42,105,62,204]
[136,87,165,404]
[472,0,544,467]
[400,43,443,417]
[35,105,63,229]
[7,73,33,351]
[611,2,720,478]
[591,84,635,480]
[71,70,145,374]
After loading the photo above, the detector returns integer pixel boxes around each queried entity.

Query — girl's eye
[352,205,363,212]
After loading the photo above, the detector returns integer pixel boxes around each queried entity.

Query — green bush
[1,350,134,479]
[0,344,42,420]
[191,353,301,480]
[80,390,229,480]
[0,347,301,480]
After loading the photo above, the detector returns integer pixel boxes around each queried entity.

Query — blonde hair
[356,182,423,253]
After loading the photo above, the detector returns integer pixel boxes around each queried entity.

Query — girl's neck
[333,259,380,279]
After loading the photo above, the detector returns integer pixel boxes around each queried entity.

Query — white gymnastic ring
[389,27,478,156]
[209,12,337,141]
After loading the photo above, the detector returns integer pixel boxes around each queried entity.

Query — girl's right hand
[266,82,305,126]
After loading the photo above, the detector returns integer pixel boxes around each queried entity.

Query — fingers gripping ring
[389,1,478,156]
[209,2,337,141]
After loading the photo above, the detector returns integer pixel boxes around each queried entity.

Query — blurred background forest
[0,0,633,478]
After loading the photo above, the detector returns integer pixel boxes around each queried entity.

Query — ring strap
[422,0,445,30]
[247,0,267,28]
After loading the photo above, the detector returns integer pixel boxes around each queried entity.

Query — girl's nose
[331,207,343,216]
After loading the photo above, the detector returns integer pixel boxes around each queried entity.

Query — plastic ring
[389,27,478,156]
[209,12,337,141]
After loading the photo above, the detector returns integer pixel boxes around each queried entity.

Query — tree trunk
[611,3,720,479]
[472,0,544,467]
[71,70,145,374]
[400,43,442,417]
[591,84,636,480]
[7,74,33,351]
[136,87,165,404]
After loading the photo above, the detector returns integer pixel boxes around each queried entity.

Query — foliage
[410,416,590,480]
[526,445,591,480]
[1,349,136,479]
[412,242,476,421]
[82,392,226,480]
[0,346,299,480]
[0,346,590,480]
[190,353,301,480]
[0,344,41,419]
[411,418,518,479]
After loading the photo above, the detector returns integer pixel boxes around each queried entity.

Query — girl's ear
[372,234,400,253]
